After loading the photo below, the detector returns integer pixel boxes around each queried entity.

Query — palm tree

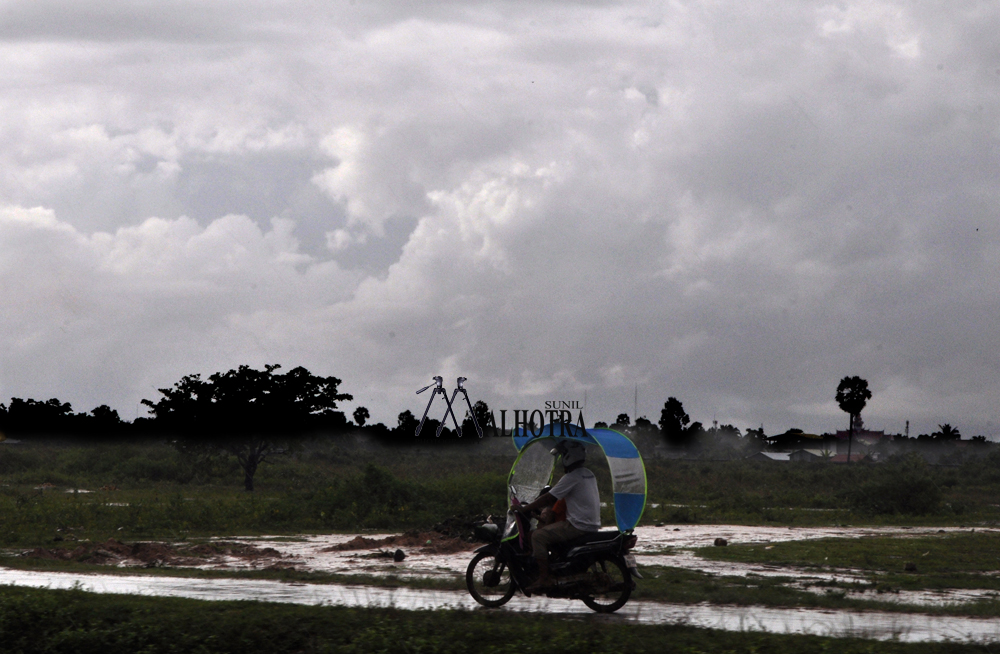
[836,376,872,464]
[932,423,961,441]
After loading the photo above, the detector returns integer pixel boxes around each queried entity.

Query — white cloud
[0,205,359,413]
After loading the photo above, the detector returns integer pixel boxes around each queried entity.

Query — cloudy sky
[1,0,998,438]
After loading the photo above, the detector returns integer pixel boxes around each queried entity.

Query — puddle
[219,525,1000,599]
[3,567,1000,643]
[629,525,1000,606]
[25,524,981,607]
[201,533,475,580]
[7,524,1000,641]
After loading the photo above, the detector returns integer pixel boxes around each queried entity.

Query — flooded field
[202,524,1000,608]
[635,525,1000,607]
[5,524,1000,642]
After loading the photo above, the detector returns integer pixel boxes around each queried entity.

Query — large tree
[142,364,352,490]
[659,397,695,446]
[462,400,491,437]
[836,376,871,464]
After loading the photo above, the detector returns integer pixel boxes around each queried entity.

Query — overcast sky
[1,1,998,438]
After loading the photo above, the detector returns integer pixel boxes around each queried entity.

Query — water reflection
[3,567,1000,643]
[219,525,1000,607]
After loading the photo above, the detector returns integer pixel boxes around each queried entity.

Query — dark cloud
[0,1,237,42]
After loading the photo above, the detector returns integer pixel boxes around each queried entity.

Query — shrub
[845,457,941,516]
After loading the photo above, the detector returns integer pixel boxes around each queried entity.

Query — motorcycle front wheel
[581,556,632,613]
[466,550,515,608]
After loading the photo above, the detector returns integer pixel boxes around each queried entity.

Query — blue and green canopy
[509,423,646,532]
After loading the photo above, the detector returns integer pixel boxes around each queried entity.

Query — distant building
[788,449,825,462]
[834,429,887,453]
[766,429,836,456]
[748,451,791,462]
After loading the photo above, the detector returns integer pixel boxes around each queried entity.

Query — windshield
[507,440,554,508]
[509,426,647,532]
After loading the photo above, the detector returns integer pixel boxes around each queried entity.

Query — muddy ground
[15,524,1000,607]
[325,530,478,555]
[23,538,288,569]
[20,529,477,571]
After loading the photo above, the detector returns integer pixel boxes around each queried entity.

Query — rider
[516,440,601,590]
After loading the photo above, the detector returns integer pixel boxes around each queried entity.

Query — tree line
[590,376,985,455]
[0,368,986,489]
[0,364,484,491]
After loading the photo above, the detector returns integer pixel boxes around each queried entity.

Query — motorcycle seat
[550,529,620,557]
[569,529,620,545]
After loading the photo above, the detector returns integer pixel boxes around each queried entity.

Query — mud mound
[21,538,285,568]
[433,514,491,539]
[23,547,65,561]
[325,530,475,554]
[186,541,281,558]
[329,536,385,551]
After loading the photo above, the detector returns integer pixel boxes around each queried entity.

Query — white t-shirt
[549,467,601,532]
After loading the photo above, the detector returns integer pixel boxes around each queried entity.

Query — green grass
[0,585,994,653]
[641,453,1000,526]
[0,439,512,546]
[5,438,1000,535]
[695,532,1000,597]
[698,532,1000,575]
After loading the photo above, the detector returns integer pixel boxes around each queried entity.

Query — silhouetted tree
[353,406,370,427]
[687,421,705,441]
[717,424,741,439]
[659,397,695,446]
[932,423,961,441]
[90,405,122,425]
[615,413,630,427]
[462,400,491,437]
[142,364,351,491]
[634,416,654,432]
[396,409,419,436]
[5,398,76,433]
[836,376,871,464]
[82,404,127,436]
[744,426,767,453]
[0,398,131,437]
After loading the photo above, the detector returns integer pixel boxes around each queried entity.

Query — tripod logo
[414,376,484,438]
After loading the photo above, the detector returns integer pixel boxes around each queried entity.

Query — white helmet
[551,440,586,466]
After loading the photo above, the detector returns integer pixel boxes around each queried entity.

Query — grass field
[3,436,1000,546]
[0,585,994,654]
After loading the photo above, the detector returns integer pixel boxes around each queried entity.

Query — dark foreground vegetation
[0,586,991,654]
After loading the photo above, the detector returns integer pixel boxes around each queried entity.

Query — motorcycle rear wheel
[581,556,632,613]
[466,551,515,608]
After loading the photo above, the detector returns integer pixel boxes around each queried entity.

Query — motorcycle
[465,423,647,613]
[467,491,640,612]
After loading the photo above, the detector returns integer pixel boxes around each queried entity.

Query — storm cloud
[2,1,999,437]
